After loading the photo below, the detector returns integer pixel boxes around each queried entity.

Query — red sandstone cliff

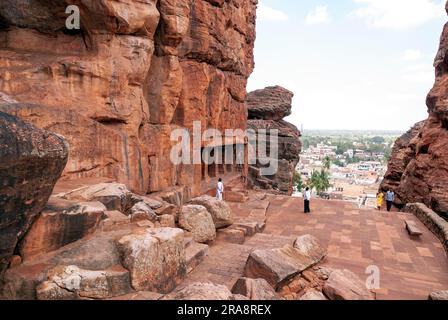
[0,0,258,196]
[381,5,448,218]
[246,86,302,195]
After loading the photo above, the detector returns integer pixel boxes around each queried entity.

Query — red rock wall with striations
[0,0,258,196]
[381,4,448,217]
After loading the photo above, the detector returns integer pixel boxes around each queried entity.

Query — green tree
[323,156,331,170]
[309,169,332,193]
[293,171,304,192]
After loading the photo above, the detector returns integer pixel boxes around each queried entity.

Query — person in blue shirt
[386,190,395,212]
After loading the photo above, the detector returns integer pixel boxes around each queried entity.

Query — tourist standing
[386,190,395,212]
[376,192,384,211]
[216,178,224,201]
[303,187,311,214]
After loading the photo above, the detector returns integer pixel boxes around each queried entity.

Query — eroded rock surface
[116,228,186,293]
[189,195,233,229]
[0,0,258,197]
[247,86,302,195]
[323,269,374,300]
[231,277,280,300]
[0,112,68,276]
[382,9,448,218]
[179,205,216,243]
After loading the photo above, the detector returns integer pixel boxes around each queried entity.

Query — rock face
[189,195,233,229]
[247,87,302,195]
[116,228,186,293]
[0,112,68,276]
[382,10,448,218]
[0,0,258,196]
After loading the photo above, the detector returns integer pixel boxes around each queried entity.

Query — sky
[247,0,448,131]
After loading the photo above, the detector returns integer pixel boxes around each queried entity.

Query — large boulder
[247,86,294,121]
[231,278,280,300]
[116,228,186,293]
[293,235,327,264]
[0,112,68,276]
[129,202,158,223]
[162,283,234,300]
[244,236,326,289]
[57,183,141,215]
[36,265,131,300]
[179,205,216,243]
[17,198,107,260]
[189,195,233,228]
[323,269,374,300]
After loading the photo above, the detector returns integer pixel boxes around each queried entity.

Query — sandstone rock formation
[247,86,302,195]
[36,265,131,300]
[323,269,374,300]
[231,277,280,300]
[162,282,234,300]
[116,228,186,293]
[0,0,258,196]
[428,290,448,300]
[179,205,216,243]
[18,198,107,260]
[244,235,326,289]
[382,8,448,218]
[0,112,68,276]
[189,195,233,229]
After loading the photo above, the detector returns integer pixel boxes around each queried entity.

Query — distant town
[295,130,403,208]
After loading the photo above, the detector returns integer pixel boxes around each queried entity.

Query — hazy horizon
[248,0,447,132]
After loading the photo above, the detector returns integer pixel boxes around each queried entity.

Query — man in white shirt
[303,187,311,213]
[216,178,224,201]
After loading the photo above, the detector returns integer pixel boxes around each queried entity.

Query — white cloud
[258,2,288,22]
[402,64,435,83]
[305,6,331,25]
[352,0,445,30]
[403,49,424,61]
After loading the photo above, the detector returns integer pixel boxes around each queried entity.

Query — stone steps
[185,242,209,274]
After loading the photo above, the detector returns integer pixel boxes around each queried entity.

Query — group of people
[376,189,395,212]
[217,178,396,214]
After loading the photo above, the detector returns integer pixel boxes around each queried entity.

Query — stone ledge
[403,203,448,255]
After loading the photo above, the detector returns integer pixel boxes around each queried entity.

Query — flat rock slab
[36,265,131,300]
[405,220,423,237]
[323,269,374,300]
[244,244,318,289]
[18,199,106,259]
[217,228,246,244]
[186,243,209,274]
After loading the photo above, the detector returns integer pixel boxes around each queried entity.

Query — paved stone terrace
[180,195,448,300]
